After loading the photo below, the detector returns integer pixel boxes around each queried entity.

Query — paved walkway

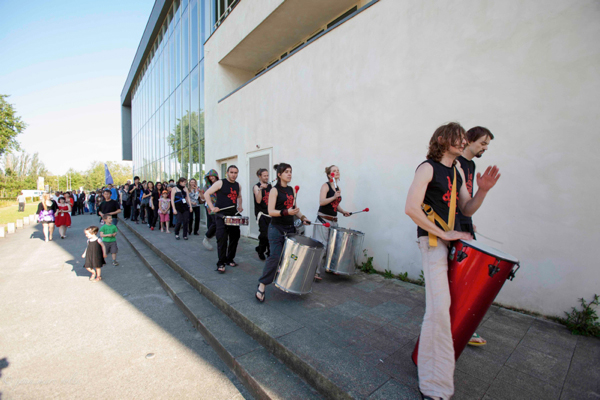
[120,218,600,400]
[0,214,250,399]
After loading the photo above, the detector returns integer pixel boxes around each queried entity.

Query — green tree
[0,95,26,157]
[167,111,204,180]
[0,151,50,196]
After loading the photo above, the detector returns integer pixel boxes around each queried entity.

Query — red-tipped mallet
[349,207,369,216]
[311,222,330,227]
[294,185,300,207]
[331,172,338,189]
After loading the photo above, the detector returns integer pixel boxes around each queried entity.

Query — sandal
[216,265,226,274]
[89,275,96,281]
[314,273,322,282]
[229,262,238,267]
[95,276,102,282]
[468,333,487,346]
[255,284,265,303]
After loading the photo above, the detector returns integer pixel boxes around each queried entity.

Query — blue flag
[104,163,114,185]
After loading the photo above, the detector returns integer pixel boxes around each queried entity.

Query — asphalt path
[0,213,251,399]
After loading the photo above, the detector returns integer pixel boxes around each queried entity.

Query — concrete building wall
[205,0,600,316]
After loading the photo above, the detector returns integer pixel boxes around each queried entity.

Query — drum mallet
[211,204,236,214]
[330,173,338,190]
[310,222,331,227]
[294,185,300,207]
[349,208,369,216]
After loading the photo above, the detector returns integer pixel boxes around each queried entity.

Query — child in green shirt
[99,215,119,266]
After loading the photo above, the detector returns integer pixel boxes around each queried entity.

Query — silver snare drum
[274,234,325,295]
[224,216,249,226]
[324,227,365,275]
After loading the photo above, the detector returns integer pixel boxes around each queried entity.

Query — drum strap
[422,167,457,247]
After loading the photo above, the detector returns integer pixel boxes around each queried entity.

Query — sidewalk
[120,218,600,400]
[0,214,250,399]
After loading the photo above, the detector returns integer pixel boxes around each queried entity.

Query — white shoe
[203,237,213,251]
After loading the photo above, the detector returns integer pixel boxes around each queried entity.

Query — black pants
[205,208,216,238]
[174,208,190,237]
[147,205,155,227]
[189,206,201,234]
[257,214,271,256]
[259,224,295,285]
[150,206,159,228]
[123,204,131,219]
[72,202,78,216]
[131,201,140,221]
[215,217,240,266]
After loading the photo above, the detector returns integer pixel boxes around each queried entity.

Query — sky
[0,0,155,175]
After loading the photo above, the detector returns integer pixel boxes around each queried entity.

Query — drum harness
[421,167,457,247]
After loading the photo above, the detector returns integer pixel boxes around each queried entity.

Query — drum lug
[488,260,501,277]
[508,263,521,281]
[449,247,468,262]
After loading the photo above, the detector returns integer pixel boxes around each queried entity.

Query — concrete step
[117,218,416,399]
[119,223,322,400]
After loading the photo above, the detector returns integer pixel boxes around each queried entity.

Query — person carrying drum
[405,122,500,400]
[458,126,495,347]
[255,163,310,302]
[313,165,351,280]
[204,165,243,273]
[253,168,272,260]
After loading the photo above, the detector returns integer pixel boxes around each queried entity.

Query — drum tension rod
[507,264,521,281]
[488,260,501,277]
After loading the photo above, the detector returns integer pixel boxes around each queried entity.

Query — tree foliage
[0,151,50,196]
[166,111,204,180]
[0,95,26,157]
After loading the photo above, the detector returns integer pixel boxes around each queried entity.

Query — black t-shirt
[215,179,240,216]
[417,159,463,238]
[271,185,295,226]
[98,199,120,218]
[130,183,142,202]
[457,155,475,225]
[318,182,341,216]
[254,182,271,217]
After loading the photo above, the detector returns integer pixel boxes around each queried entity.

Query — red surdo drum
[412,239,520,364]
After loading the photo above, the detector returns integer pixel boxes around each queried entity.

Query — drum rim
[286,234,325,249]
[459,239,519,264]
[330,226,365,236]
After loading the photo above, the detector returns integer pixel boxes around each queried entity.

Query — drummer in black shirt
[253,168,272,260]
[255,163,310,302]
[204,165,244,273]
[405,122,500,399]
[458,126,495,348]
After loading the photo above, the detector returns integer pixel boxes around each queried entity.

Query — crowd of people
[32,122,500,398]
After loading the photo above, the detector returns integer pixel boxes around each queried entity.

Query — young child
[158,190,171,233]
[82,226,106,281]
[99,215,119,266]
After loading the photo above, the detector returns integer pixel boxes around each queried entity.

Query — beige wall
[205,0,600,316]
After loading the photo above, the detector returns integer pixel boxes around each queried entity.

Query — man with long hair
[405,122,500,399]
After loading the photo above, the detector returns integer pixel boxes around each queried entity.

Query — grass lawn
[0,203,40,227]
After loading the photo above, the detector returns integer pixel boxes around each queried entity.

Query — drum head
[288,234,324,249]
[460,240,519,264]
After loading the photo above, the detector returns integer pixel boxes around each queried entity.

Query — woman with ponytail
[255,163,310,302]
[313,165,350,279]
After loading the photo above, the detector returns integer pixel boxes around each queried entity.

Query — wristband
[281,209,289,217]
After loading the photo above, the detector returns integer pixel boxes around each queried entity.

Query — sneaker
[203,237,213,250]
[113,261,119,266]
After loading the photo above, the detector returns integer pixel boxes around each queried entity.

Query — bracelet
[281,209,289,217]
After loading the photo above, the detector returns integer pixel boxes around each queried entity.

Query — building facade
[123,0,600,317]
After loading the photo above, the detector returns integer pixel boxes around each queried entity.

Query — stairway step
[120,223,321,400]
[119,218,394,399]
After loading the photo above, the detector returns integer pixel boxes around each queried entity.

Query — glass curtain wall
[131,0,215,183]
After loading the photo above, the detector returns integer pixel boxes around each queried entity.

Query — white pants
[417,237,454,399]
